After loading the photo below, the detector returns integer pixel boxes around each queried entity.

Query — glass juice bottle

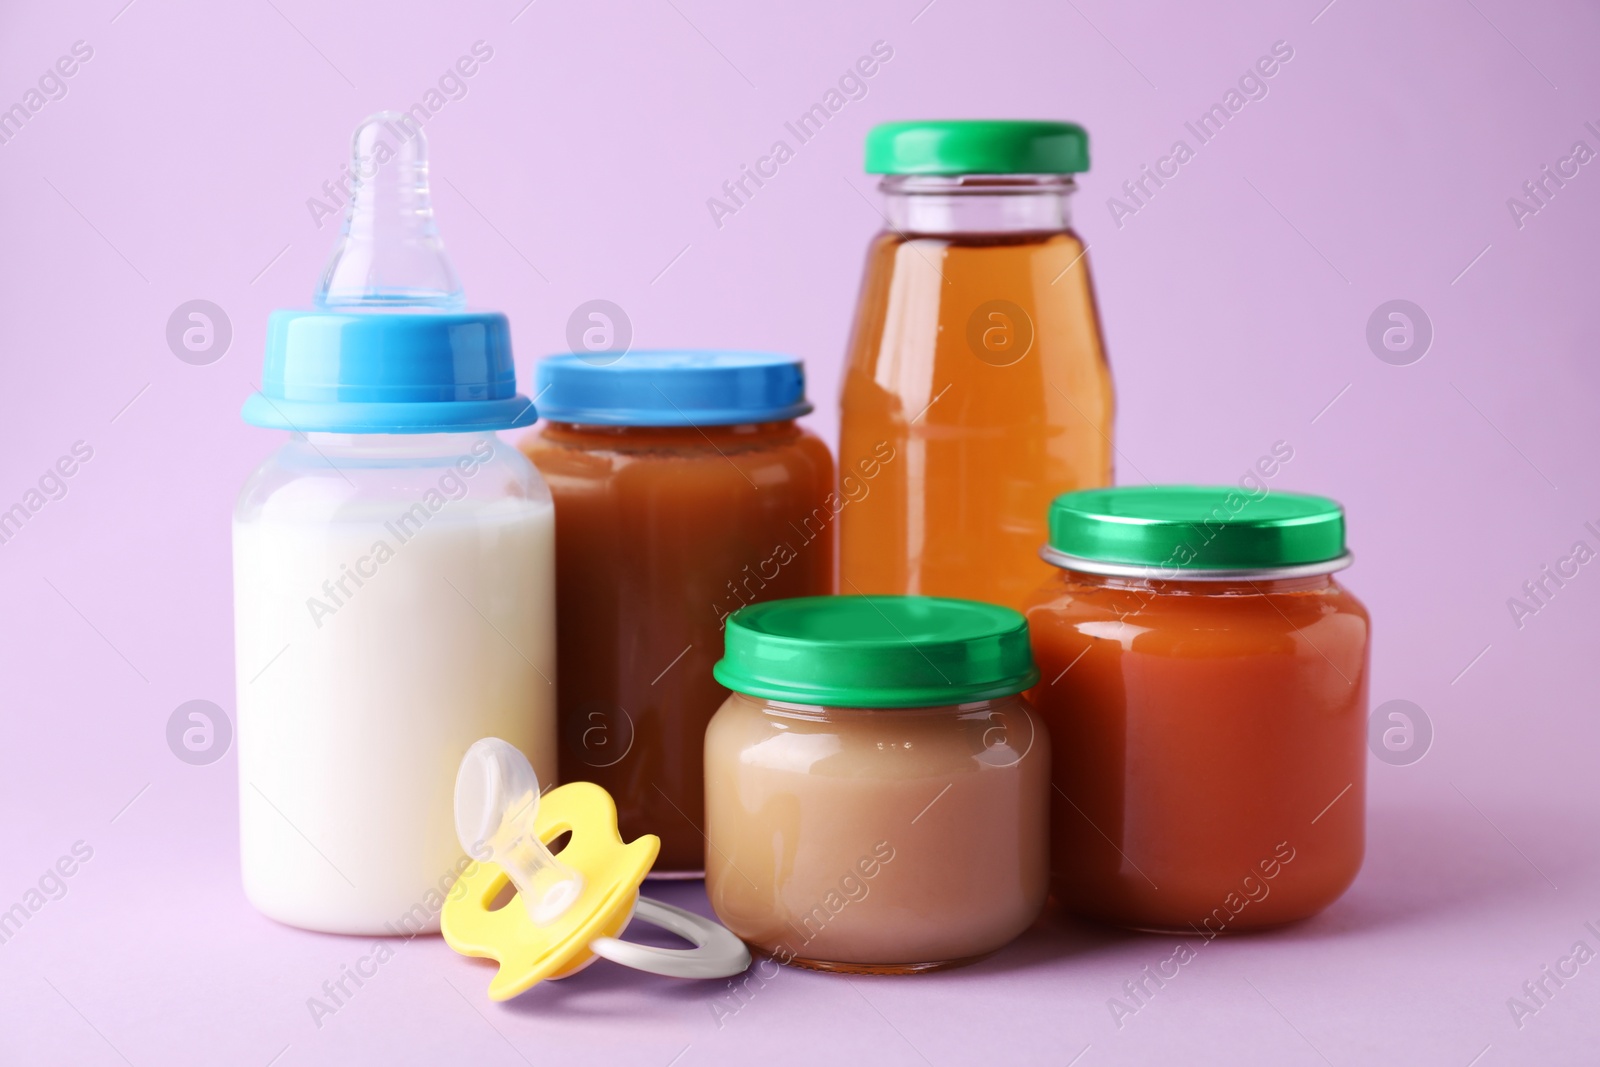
[840,120,1114,612]
[233,114,554,934]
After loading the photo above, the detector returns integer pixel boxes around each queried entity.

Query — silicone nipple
[454,738,584,925]
[315,111,465,310]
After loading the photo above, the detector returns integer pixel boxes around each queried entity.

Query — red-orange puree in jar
[1024,485,1369,933]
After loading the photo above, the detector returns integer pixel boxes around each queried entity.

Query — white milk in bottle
[233,112,554,934]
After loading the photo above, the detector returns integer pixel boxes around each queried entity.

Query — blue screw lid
[242,112,536,435]
[534,351,812,427]
[242,310,536,433]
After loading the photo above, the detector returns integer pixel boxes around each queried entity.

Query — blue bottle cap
[242,112,536,435]
[243,310,535,433]
[533,351,812,427]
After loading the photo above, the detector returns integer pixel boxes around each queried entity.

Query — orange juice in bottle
[839,121,1114,611]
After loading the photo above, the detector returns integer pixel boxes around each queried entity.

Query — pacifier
[441,739,750,999]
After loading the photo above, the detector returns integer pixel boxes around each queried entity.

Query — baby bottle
[232,113,555,935]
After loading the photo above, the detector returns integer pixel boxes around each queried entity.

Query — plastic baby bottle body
[233,432,557,934]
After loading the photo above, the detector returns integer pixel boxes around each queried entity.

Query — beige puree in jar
[704,691,1049,972]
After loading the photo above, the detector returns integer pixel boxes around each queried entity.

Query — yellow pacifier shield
[441,781,659,1000]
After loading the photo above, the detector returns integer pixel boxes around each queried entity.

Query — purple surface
[1,0,1597,1064]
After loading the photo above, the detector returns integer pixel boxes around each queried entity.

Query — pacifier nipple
[454,738,584,926]
[315,111,465,310]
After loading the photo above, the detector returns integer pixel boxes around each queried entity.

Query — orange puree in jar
[519,353,833,875]
[1024,486,1369,932]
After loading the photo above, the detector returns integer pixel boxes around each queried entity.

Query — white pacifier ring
[590,896,751,979]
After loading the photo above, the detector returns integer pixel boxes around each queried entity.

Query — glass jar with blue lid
[519,351,835,874]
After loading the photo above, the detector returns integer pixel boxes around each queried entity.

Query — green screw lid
[865,120,1090,175]
[1043,486,1351,576]
[714,595,1040,709]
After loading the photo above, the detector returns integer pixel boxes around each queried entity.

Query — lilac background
[2,0,1598,1063]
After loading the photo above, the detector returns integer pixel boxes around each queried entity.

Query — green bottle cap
[865,120,1089,175]
[713,595,1040,709]
[1043,486,1351,577]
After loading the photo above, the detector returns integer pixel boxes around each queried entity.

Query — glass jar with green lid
[1024,486,1370,934]
[704,595,1049,973]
